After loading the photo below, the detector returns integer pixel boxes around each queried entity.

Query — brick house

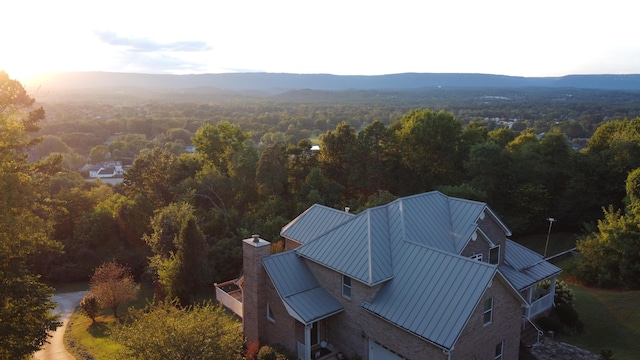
[223,191,560,360]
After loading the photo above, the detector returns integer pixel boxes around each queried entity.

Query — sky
[2,0,639,84]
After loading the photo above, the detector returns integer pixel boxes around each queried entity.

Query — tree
[0,71,62,358]
[79,294,100,323]
[146,203,208,305]
[392,109,463,192]
[123,147,178,208]
[115,300,243,360]
[89,261,140,318]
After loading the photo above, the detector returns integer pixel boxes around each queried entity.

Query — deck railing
[528,291,553,318]
[214,280,243,318]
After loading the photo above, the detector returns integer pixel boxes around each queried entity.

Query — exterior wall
[452,278,522,360]
[460,234,491,260]
[242,237,271,346]
[305,260,446,360]
[261,277,298,351]
[284,237,302,251]
[460,209,507,264]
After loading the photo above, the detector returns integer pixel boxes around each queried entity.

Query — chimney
[345,207,350,213]
[242,234,271,345]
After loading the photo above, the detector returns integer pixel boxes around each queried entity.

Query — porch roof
[262,251,344,325]
[500,240,561,291]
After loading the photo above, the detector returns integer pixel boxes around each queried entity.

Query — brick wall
[305,259,446,360]
[452,278,522,360]
[477,210,508,264]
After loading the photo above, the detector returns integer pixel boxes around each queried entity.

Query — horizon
[3,1,639,84]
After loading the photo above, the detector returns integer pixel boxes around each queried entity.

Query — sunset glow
[2,0,639,85]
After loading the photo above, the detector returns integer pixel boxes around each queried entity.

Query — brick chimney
[242,234,271,345]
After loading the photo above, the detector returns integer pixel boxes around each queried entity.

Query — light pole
[544,217,556,258]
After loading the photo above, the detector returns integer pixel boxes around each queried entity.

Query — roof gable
[296,206,393,285]
[262,251,344,324]
[280,204,354,244]
[500,239,562,290]
[362,243,497,350]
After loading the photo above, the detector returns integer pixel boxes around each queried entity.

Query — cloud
[95,31,211,52]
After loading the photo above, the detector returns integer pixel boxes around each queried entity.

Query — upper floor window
[267,302,275,322]
[494,340,504,360]
[470,253,483,261]
[342,275,352,299]
[489,245,500,264]
[483,297,493,325]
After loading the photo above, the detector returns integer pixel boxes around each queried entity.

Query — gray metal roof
[296,206,393,285]
[262,251,344,325]
[362,243,497,350]
[500,239,562,291]
[280,204,354,244]
[272,191,542,349]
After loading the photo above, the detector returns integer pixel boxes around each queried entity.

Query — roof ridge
[403,239,497,269]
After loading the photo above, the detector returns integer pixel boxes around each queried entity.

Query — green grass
[559,284,640,360]
[515,233,640,359]
[65,282,155,360]
[512,231,578,256]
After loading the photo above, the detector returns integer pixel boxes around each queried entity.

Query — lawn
[559,284,640,360]
[64,282,155,360]
[63,282,221,359]
[514,234,640,360]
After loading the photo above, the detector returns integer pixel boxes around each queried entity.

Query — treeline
[43,108,640,289]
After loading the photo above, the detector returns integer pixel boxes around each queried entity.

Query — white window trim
[342,275,352,299]
[495,340,504,360]
[471,253,483,261]
[489,245,500,264]
[267,302,275,322]
[483,297,493,326]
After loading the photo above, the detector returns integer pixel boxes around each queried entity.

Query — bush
[245,341,260,360]
[257,346,276,360]
[539,279,575,308]
[536,316,563,333]
[79,294,100,323]
[553,303,580,328]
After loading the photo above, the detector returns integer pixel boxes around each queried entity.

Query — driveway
[33,291,87,360]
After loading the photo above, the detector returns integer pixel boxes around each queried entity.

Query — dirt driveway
[33,291,87,360]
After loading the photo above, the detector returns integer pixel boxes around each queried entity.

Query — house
[86,161,124,178]
[220,191,560,360]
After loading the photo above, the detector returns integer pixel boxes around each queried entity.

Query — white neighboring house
[88,161,124,178]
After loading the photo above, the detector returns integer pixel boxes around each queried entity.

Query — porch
[523,276,556,319]
[214,279,243,318]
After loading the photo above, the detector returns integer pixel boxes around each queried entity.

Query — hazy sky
[2,0,639,83]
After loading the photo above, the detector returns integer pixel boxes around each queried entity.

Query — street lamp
[543,217,556,258]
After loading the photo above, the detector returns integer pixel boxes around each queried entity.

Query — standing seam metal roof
[262,251,344,325]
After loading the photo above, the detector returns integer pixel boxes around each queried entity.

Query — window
[267,302,275,322]
[494,341,504,360]
[342,275,352,299]
[483,297,493,325]
[489,245,500,264]
[470,253,483,261]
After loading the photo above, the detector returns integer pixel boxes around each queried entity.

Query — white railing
[214,281,243,318]
[297,342,305,360]
[528,292,553,318]
[522,315,544,344]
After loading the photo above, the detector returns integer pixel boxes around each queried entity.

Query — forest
[3,70,640,357]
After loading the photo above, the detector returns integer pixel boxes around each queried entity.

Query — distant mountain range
[26,71,640,93]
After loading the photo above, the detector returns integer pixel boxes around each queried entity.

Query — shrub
[245,341,260,360]
[257,346,277,360]
[79,294,100,323]
[536,316,562,333]
[553,303,580,328]
[539,279,575,308]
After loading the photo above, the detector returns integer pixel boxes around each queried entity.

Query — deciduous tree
[89,261,140,318]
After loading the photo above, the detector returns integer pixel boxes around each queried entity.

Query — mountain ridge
[26,71,640,93]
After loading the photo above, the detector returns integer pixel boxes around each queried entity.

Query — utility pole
[544,217,556,258]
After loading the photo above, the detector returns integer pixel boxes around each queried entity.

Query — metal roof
[296,206,393,285]
[500,239,562,290]
[271,191,547,349]
[362,243,497,350]
[280,204,354,244]
[262,251,344,325]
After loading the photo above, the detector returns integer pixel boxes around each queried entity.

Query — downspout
[443,348,451,360]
